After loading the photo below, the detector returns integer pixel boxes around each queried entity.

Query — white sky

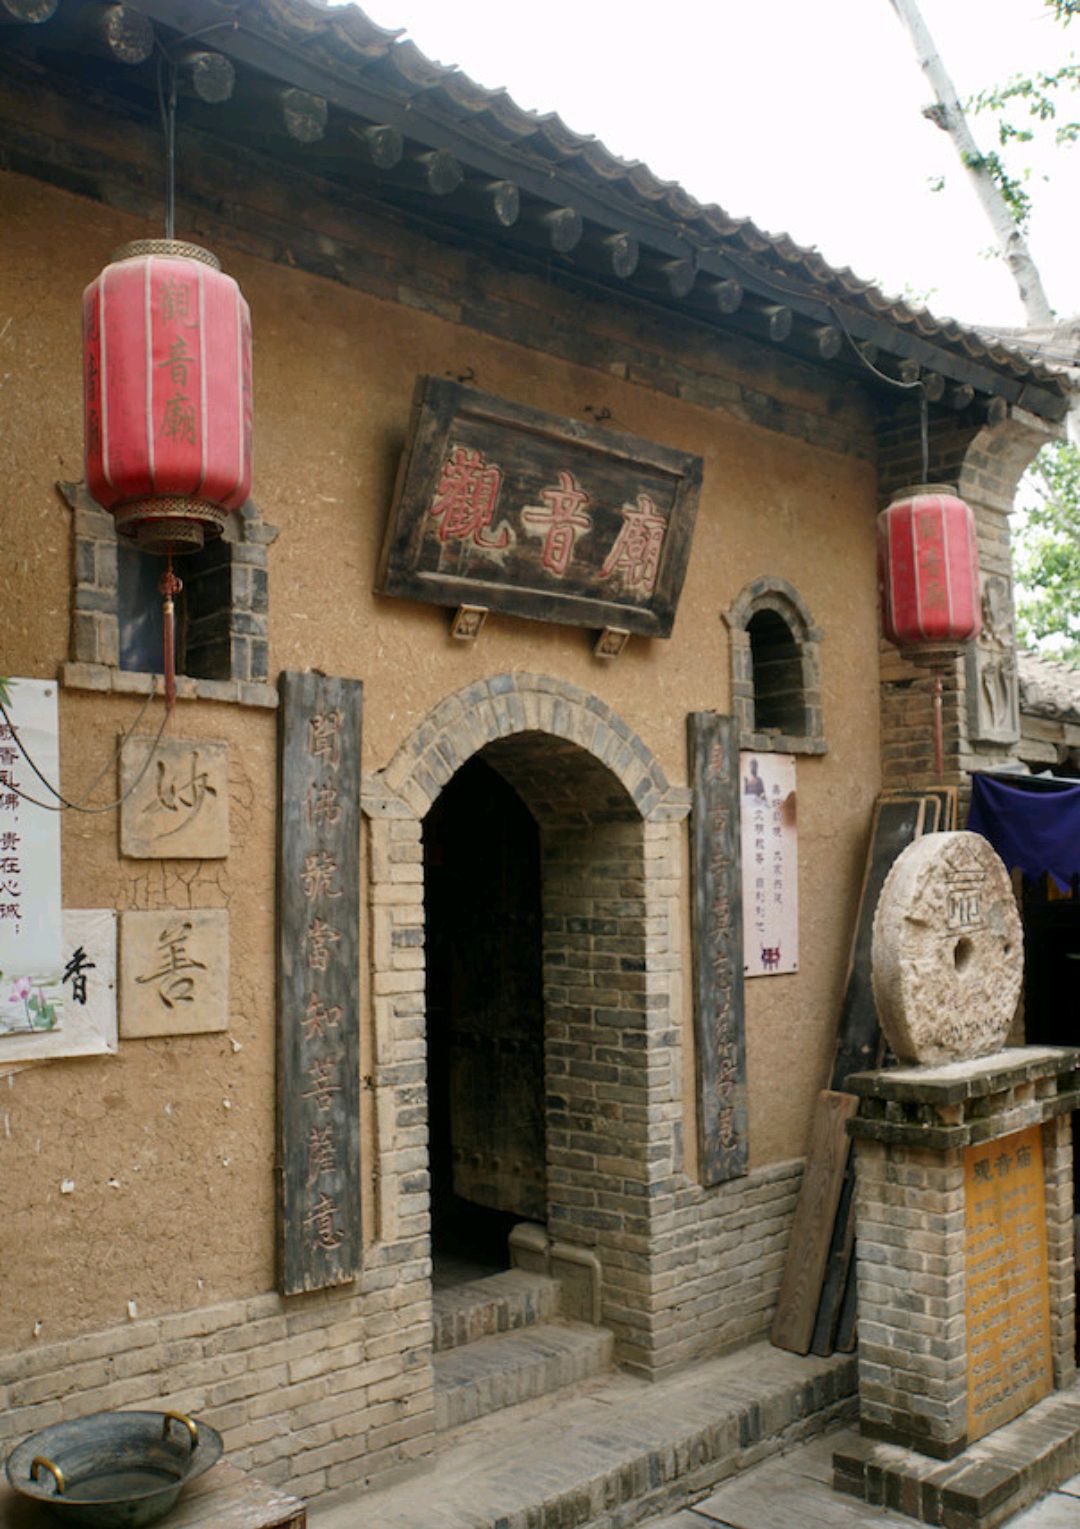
[349,0,1079,334]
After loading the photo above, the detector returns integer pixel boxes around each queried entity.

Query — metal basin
[4,1410,223,1527]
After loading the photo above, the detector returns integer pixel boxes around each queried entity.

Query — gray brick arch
[371,672,684,824]
[361,674,690,1374]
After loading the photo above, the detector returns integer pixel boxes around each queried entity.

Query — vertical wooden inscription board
[277,672,362,1295]
[965,1124,1052,1442]
[688,713,747,1185]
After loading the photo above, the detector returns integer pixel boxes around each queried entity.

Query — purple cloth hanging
[967,773,1080,892]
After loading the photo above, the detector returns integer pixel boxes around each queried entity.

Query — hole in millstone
[954,936,974,974]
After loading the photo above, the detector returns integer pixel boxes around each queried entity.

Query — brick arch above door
[363,673,690,826]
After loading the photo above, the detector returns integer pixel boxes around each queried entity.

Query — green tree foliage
[1014,443,1080,661]
[963,0,1080,661]
[964,1,1079,229]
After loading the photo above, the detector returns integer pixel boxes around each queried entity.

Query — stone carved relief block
[120,737,229,859]
[120,908,229,1038]
[966,573,1020,745]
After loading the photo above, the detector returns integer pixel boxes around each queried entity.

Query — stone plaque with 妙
[377,377,702,638]
[120,737,229,859]
[965,1123,1052,1442]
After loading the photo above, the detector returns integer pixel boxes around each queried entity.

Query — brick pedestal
[845,1047,1078,1461]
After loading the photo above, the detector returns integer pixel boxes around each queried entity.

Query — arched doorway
[365,674,690,1371]
[423,754,546,1274]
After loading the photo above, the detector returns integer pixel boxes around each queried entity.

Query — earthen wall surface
[2,154,883,1485]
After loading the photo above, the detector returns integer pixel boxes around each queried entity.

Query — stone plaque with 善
[965,1123,1053,1442]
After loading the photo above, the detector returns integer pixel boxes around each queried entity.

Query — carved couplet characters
[277,671,362,1296]
[688,712,747,1186]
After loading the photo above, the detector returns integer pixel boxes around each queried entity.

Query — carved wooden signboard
[965,1124,1052,1442]
[377,377,703,638]
[277,671,362,1295]
[688,713,747,1185]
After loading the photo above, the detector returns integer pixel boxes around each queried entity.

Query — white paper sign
[0,910,117,1063]
[0,679,62,1034]
[740,751,798,977]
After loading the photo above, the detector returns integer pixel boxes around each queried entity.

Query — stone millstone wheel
[871,831,1023,1066]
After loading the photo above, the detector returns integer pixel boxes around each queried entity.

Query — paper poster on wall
[740,751,798,977]
[0,679,63,1036]
[0,911,117,1066]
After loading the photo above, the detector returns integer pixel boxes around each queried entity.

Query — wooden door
[424,758,547,1228]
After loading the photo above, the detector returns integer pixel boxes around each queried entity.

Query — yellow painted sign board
[965,1124,1052,1443]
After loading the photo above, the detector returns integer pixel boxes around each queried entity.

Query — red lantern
[83,239,252,555]
[877,484,981,647]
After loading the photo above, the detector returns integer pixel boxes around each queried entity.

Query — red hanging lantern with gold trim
[877,482,981,779]
[877,484,981,647]
[83,238,253,705]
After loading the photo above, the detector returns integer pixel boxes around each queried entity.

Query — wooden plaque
[377,377,702,638]
[277,672,363,1295]
[965,1124,1052,1442]
[688,713,747,1185]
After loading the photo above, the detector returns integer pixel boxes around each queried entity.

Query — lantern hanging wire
[0,688,172,814]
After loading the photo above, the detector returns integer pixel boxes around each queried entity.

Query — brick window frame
[723,577,825,754]
[60,480,278,708]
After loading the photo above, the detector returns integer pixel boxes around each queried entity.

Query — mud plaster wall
[0,167,881,1350]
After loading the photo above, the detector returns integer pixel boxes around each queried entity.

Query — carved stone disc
[871,831,1022,1065]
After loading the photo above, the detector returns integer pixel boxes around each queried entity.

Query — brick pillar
[875,406,1061,790]
[846,1047,1079,1460]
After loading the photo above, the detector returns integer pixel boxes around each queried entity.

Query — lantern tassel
[160,557,183,713]
[933,674,944,780]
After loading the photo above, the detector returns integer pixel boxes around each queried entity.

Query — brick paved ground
[643,1431,1080,1529]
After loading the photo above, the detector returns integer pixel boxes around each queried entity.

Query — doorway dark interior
[423,754,547,1282]
[1023,880,1080,1194]
[1022,874,1080,1355]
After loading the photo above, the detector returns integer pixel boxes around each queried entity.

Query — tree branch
[888,0,1056,324]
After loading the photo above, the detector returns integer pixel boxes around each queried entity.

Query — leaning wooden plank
[809,1157,856,1356]
[828,794,931,1091]
[769,1089,860,1355]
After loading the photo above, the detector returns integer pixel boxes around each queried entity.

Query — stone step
[310,1343,858,1529]
[432,1268,562,1353]
[833,1379,1080,1529]
[434,1318,614,1430]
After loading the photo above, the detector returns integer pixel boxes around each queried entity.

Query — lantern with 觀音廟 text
[83,239,252,556]
[877,483,981,648]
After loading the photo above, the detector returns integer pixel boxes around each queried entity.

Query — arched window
[724,578,825,754]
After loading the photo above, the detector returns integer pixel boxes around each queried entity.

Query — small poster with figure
[740,752,798,977]
[0,679,63,1037]
[0,911,117,1069]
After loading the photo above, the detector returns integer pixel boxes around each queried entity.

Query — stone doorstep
[308,1344,857,1529]
[833,1380,1080,1528]
[432,1270,563,1353]
[434,1320,615,1429]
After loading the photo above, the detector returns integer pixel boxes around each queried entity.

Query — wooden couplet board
[277,672,363,1295]
[688,712,747,1185]
[965,1124,1053,1443]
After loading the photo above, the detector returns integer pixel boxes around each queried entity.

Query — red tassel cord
[160,556,183,713]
